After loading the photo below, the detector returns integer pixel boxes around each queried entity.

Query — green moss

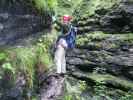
[119,33,133,44]
[88,73,133,90]
[60,77,89,100]
[32,0,57,13]
[76,36,88,46]
[79,80,87,91]
[92,79,133,100]
[86,31,109,41]
[64,95,73,100]
[0,53,7,61]
[55,0,82,16]
[0,51,8,64]
[108,43,119,49]
[120,92,133,100]
[77,31,109,46]
[92,42,102,49]
[74,0,121,19]
[72,73,133,99]
[77,32,133,49]
[63,73,133,100]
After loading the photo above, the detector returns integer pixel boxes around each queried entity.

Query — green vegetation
[64,95,73,100]
[60,77,88,100]
[74,0,121,19]
[88,73,133,90]
[0,0,58,15]
[11,47,37,89]
[120,92,133,100]
[0,52,7,62]
[92,81,133,100]
[75,32,133,99]
[62,74,133,100]
[32,0,57,13]
[56,0,82,16]
[79,81,87,91]
[77,31,109,46]
[77,32,133,47]
[0,32,56,99]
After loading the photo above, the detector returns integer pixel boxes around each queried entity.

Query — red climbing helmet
[62,15,72,24]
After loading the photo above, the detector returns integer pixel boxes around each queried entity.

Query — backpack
[55,25,77,49]
[65,26,77,49]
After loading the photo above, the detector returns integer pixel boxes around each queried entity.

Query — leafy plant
[64,94,73,100]
[0,53,7,61]
[11,47,37,89]
[36,34,55,69]
[2,62,15,75]
[32,0,57,13]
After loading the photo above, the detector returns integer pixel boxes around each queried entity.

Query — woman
[54,24,70,74]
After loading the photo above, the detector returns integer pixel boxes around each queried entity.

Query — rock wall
[66,0,133,80]
[65,32,133,99]
[74,0,133,33]
[64,1,133,99]
[0,0,36,14]
[0,14,44,45]
[0,0,52,46]
[67,33,133,79]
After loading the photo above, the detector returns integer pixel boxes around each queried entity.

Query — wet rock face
[0,0,52,46]
[71,0,133,80]
[100,0,133,33]
[76,0,133,33]
[0,12,52,46]
[66,34,133,80]
[0,0,35,14]
[0,13,46,46]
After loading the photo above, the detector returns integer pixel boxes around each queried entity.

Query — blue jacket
[56,25,77,49]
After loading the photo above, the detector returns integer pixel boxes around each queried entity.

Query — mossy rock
[73,71,133,91]
[76,32,133,48]
[74,0,121,20]
[56,0,82,16]
[89,74,133,86]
